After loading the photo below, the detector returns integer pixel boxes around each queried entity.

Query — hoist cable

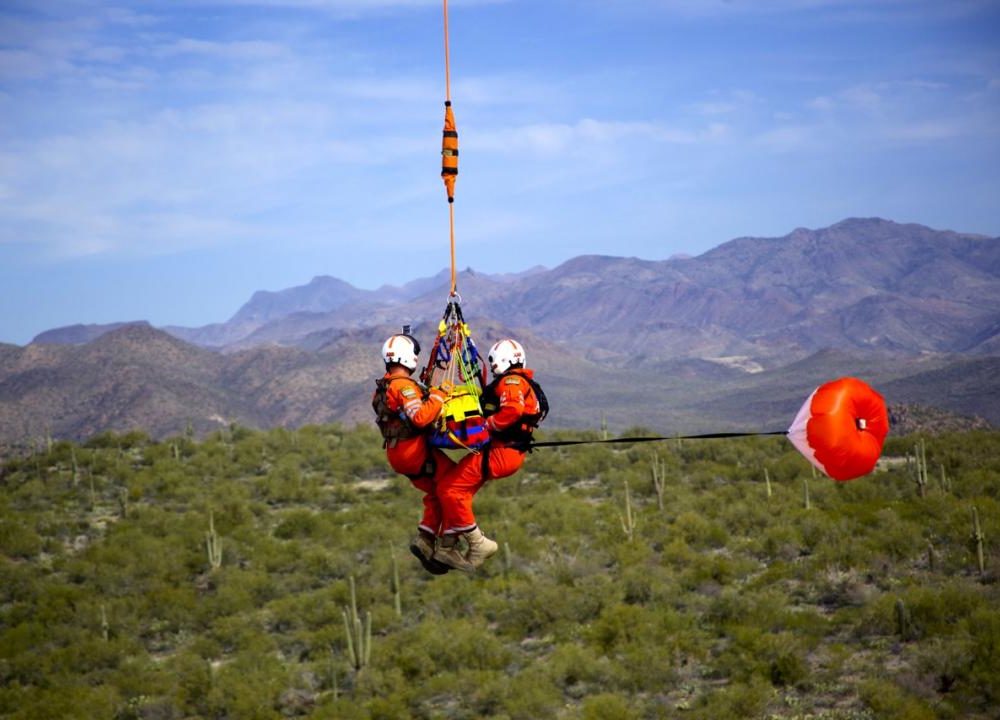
[443,0,452,103]
[441,0,458,295]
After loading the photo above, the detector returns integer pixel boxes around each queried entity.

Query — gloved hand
[430,381,453,402]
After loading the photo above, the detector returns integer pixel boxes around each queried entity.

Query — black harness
[479,370,549,477]
[371,377,423,448]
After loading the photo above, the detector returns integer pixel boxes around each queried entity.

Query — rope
[443,0,452,103]
[449,202,457,295]
[529,430,788,449]
[442,0,458,295]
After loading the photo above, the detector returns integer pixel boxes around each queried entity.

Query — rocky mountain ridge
[8,218,998,443]
[37,218,996,362]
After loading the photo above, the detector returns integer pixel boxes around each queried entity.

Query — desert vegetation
[1,424,998,719]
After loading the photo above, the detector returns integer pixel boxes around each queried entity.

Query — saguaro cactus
[894,599,915,641]
[328,647,340,699]
[651,453,666,511]
[101,603,110,642]
[117,487,129,519]
[205,512,223,571]
[913,439,929,497]
[972,506,986,577]
[341,575,372,671]
[939,463,951,493]
[619,480,637,542]
[390,550,402,619]
[764,467,772,500]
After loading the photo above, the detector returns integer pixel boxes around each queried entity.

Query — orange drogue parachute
[787,377,890,481]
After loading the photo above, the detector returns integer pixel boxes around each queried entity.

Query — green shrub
[673,510,728,549]
[273,509,323,539]
[691,676,772,719]
[963,607,1000,708]
[581,692,633,720]
[1,426,998,720]
[0,518,43,559]
[860,678,936,720]
[501,671,563,720]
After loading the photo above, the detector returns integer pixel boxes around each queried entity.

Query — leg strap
[480,446,492,481]
[405,455,437,483]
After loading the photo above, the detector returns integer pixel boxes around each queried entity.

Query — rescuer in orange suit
[372,331,455,575]
[433,338,547,572]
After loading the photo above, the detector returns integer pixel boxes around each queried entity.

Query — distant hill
[2,326,997,445]
[31,321,150,345]
[35,218,999,363]
[493,218,999,362]
[161,217,999,364]
[887,403,992,436]
[5,218,998,444]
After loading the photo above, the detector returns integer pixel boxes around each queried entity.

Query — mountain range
[3,218,998,445]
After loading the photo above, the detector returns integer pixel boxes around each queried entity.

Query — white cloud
[339,77,437,103]
[473,118,726,155]
[166,0,506,15]
[617,0,992,20]
[1,0,995,270]
[808,96,835,111]
[0,89,439,258]
[840,85,884,112]
[0,49,73,81]
[154,38,288,61]
[754,124,815,152]
[688,90,758,117]
[885,121,962,143]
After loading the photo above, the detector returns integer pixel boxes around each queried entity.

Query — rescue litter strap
[421,295,489,452]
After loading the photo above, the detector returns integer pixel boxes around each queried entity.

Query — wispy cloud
[154,38,289,61]
[610,0,993,20]
[0,0,997,291]
[687,90,759,117]
[474,118,727,155]
[166,0,507,16]
[0,113,367,256]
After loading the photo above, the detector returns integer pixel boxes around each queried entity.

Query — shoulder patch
[504,377,521,385]
[400,387,418,398]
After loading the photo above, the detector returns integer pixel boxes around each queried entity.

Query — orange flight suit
[378,370,453,535]
[438,368,541,534]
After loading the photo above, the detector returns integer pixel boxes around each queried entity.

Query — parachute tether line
[528,430,788,450]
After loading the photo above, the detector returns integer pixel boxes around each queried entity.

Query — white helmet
[382,334,420,371]
[488,338,525,376]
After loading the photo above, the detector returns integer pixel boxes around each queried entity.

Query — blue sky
[1,0,998,344]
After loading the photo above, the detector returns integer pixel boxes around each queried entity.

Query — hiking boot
[433,533,475,573]
[409,531,449,575]
[464,527,498,568]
